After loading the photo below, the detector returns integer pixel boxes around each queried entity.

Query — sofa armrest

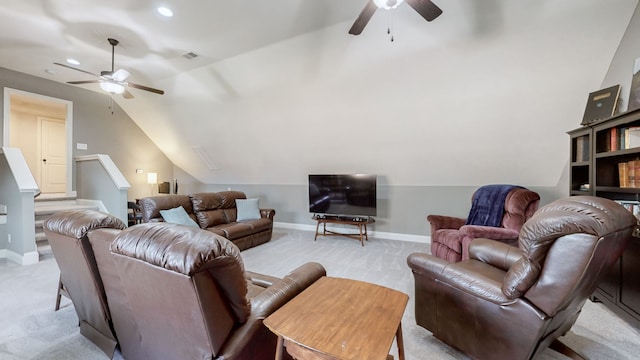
[427,215,466,232]
[245,271,280,288]
[469,238,524,271]
[260,208,276,220]
[459,226,520,260]
[250,262,326,318]
[459,225,519,240]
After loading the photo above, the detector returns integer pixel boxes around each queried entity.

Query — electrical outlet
[136,169,144,174]
[7,234,11,243]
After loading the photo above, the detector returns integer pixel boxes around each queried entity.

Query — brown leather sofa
[408,196,637,360]
[139,191,275,251]
[44,209,326,360]
[428,186,540,262]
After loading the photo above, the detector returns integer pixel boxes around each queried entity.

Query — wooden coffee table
[264,276,408,360]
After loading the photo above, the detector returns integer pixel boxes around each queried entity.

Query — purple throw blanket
[465,185,523,227]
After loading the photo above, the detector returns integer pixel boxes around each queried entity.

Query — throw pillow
[236,198,261,221]
[159,206,199,228]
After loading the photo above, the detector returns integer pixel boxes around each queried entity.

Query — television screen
[308,174,377,217]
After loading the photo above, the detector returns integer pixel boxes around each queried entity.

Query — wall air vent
[182,51,199,60]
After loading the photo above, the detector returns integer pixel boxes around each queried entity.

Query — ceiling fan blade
[126,82,165,95]
[53,62,100,77]
[405,0,443,22]
[349,0,378,35]
[112,69,131,82]
[67,80,100,85]
[121,89,134,99]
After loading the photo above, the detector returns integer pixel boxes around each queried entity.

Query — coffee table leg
[359,224,364,246]
[275,335,284,360]
[396,322,405,360]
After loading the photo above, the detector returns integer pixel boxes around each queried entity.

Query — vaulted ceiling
[1,1,638,186]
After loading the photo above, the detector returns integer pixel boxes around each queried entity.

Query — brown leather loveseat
[408,196,637,359]
[44,209,326,360]
[139,191,274,250]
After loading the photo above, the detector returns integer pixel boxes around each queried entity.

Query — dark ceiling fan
[54,38,164,99]
[349,0,443,35]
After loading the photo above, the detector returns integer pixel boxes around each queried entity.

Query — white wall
[118,0,637,188]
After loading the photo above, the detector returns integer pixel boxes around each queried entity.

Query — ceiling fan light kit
[100,81,125,94]
[374,0,404,10]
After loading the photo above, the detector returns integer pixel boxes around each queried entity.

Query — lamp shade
[147,172,157,184]
[374,0,404,10]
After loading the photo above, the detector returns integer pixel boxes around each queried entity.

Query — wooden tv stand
[313,215,375,246]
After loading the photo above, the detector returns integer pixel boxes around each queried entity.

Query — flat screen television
[308,174,377,217]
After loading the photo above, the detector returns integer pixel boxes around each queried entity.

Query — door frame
[3,87,74,196]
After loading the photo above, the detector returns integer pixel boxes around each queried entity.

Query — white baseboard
[0,249,39,265]
[273,222,430,244]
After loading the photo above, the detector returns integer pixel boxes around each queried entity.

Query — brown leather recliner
[43,210,126,358]
[109,222,326,360]
[45,209,325,360]
[408,196,637,360]
[428,185,540,262]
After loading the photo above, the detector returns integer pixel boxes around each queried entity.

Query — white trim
[273,221,430,244]
[0,249,39,265]
[0,147,39,192]
[3,88,74,197]
[75,154,131,190]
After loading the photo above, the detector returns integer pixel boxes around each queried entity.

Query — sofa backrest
[42,209,126,357]
[110,223,250,359]
[190,191,246,228]
[139,194,195,223]
[88,228,146,360]
[501,188,540,230]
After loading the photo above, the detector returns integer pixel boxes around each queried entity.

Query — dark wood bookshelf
[568,107,640,329]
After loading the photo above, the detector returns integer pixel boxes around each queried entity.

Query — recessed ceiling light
[45,69,56,75]
[66,58,80,65]
[157,6,173,17]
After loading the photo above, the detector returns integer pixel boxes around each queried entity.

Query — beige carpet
[1,228,638,359]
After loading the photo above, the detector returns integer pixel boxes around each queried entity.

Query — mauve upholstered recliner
[428,186,540,262]
[408,196,637,360]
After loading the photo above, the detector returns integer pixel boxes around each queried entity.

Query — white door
[39,117,66,193]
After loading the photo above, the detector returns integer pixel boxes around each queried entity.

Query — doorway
[3,88,73,196]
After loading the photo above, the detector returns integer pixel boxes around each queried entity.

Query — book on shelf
[575,136,589,162]
[610,128,618,151]
[619,162,629,187]
[627,126,640,149]
[617,160,640,188]
[614,200,640,219]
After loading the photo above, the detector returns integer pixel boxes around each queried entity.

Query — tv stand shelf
[312,216,375,247]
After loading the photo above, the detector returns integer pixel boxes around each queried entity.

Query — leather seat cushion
[207,218,271,240]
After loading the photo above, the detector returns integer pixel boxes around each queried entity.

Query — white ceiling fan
[54,38,164,99]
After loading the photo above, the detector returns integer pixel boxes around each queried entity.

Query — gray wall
[197,181,566,236]
[0,67,181,201]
